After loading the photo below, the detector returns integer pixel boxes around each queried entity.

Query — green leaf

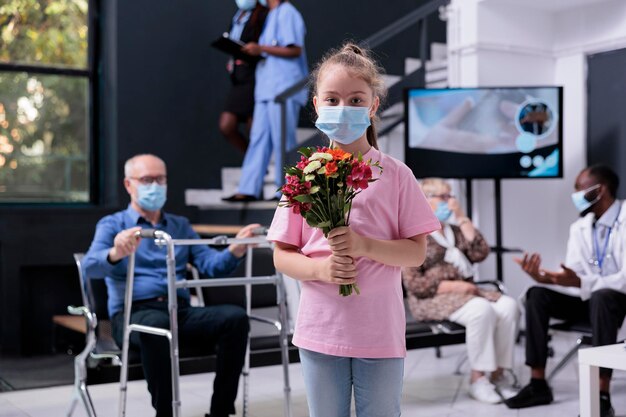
[298,147,313,158]
[293,194,313,203]
[305,216,319,228]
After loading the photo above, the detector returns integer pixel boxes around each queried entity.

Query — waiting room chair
[546,319,593,382]
[404,279,520,387]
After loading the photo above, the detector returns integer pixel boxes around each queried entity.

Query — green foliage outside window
[0,0,88,67]
[0,0,90,202]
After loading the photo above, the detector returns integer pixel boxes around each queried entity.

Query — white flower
[310,186,320,194]
[303,160,321,174]
[309,152,333,162]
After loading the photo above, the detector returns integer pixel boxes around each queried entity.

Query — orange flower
[325,161,338,176]
[328,148,352,161]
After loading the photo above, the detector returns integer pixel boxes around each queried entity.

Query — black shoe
[504,381,553,409]
[221,194,258,202]
[600,393,615,417]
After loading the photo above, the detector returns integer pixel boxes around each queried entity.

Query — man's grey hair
[124,154,166,178]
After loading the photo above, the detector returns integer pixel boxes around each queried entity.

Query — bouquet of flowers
[279,146,382,296]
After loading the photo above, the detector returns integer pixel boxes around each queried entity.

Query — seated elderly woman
[402,178,520,404]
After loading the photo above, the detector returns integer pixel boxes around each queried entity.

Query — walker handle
[136,228,158,239]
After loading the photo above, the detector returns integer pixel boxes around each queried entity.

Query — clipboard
[211,34,261,64]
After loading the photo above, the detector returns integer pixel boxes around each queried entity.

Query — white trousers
[449,295,520,372]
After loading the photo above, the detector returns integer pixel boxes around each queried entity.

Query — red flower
[296,155,308,170]
[325,161,338,176]
[347,161,373,190]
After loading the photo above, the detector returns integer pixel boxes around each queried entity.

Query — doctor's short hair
[586,164,619,198]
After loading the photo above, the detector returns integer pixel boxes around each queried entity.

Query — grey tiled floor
[1,331,625,416]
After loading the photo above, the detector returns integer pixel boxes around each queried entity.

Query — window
[0,0,93,203]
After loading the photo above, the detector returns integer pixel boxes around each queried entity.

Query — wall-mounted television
[404,86,563,179]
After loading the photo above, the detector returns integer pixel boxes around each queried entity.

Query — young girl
[266,43,441,417]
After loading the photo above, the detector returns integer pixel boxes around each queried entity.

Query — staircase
[185,42,448,209]
[186,0,450,210]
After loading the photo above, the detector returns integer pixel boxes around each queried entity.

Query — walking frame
[119,229,292,417]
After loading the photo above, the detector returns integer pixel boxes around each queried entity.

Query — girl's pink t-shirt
[267,147,440,358]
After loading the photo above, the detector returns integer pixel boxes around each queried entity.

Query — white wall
[446,0,626,299]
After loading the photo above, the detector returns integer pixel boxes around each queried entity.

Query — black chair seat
[549,320,592,335]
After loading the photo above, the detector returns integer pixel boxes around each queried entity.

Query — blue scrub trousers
[237,97,301,198]
[299,348,404,417]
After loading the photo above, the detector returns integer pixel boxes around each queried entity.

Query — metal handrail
[275,0,450,179]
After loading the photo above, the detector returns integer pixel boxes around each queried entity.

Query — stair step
[430,42,447,61]
[185,189,279,209]
[382,74,402,88]
[425,59,448,72]
[380,102,404,119]
[426,80,448,88]
[404,57,422,75]
[296,127,319,145]
[425,67,448,84]
[221,167,278,196]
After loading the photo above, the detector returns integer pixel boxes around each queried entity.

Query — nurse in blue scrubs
[223,0,308,202]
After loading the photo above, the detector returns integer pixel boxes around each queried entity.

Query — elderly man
[505,165,626,417]
[83,154,259,417]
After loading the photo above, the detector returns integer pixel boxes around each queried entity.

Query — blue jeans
[299,348,404,417]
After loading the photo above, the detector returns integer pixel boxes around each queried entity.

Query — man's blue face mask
[571,183,601,214]
[315,106,371,145]
[137,183,167,212]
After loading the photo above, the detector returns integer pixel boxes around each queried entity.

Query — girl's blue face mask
[434,201,452,222]
[236,0,256,10]
[315,106,371,145]
[137,183,167,212]
[571,183,601,213]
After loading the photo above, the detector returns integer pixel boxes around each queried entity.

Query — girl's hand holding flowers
[327,226,366,258]
[318,254,357,286]
[279,146,382,296]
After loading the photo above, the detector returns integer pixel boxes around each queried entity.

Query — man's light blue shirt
[83,205,241,317]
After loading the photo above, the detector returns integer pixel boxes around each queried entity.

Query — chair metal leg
[547,335,586,382]
[78,381,97,417]
[454,352,468,375]
[67,306,98,417]
[277,277,292,417]
[67,372,96,417]
[66,396,78,417]
[505,368,521,389]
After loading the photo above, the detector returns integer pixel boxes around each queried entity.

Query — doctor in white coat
[505,164,626,417]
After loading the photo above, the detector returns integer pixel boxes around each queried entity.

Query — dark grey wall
[0,0,445,354]
[587,47,626,198]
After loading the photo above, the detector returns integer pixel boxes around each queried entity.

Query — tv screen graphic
[404,86,563,179]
